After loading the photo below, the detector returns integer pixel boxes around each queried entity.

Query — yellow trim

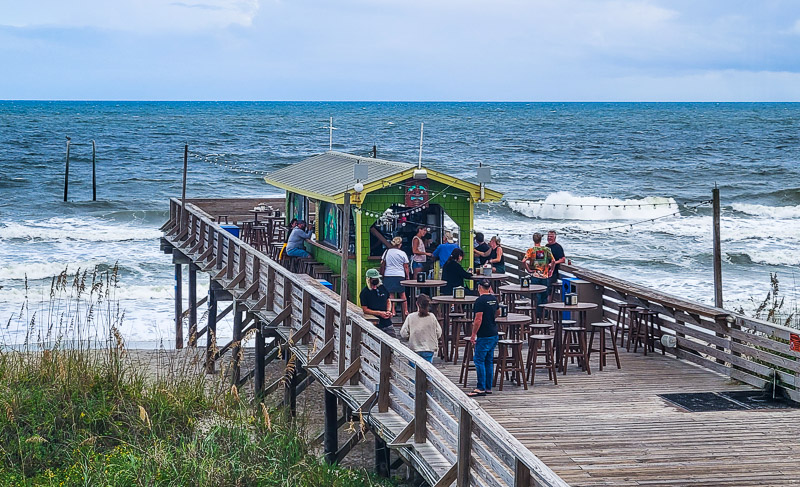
[468,201,475,290]
[266,168,503,205]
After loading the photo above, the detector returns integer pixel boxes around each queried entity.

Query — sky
[2,0,800,101]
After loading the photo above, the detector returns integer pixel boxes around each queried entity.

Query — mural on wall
[321,203,340,247]
[405,180,430,208]
[291,193,306,222]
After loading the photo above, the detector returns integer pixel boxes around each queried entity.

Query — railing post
[302,290,311,344]
[378,342,391,412]
[324,389,338,464]
[349,323,362,385]
[188,264,197,346]
[457,406,472,487]
[414,366,428,443]
[206,285,218,374]
[254,322,265,397]
[324,305,335,365]
[514,458,532,487]
[232,301,243,384]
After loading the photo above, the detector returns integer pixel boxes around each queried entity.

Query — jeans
[417,351,434,363]
[531,277,550,319]
[286,247,310,258]
[473,335,499,392]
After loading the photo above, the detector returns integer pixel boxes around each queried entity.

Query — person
[411,226,431,279]
[546,230,566,302]
[285,220,313,258]
[441,248,473,295]
[432,234,460,268]
[360,268,397,338]
[473,232,491,268]
[487,236,505,274]
[380,236,410,318]
[278,218,299,260]
[467,280,500,397]
[400,294,442,363]
[523,232,554,319]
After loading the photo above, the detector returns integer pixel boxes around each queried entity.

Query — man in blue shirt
[286,220,313,257]
[432,234,460,267]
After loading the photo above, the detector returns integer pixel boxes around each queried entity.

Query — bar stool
[526,334,557,385]
[588,322,621,371]
[450,318,472,363]
[562,326,591,375]
[460,333,505,387]
[389,298,407,320]
[251,225,268,252]
[615,303,638,348]
[632,309,662,356]
[494,340,527,391]
[526,323,551,342]
[216,215,229,224]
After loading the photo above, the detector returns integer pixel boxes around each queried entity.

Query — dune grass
[0,266,393,486]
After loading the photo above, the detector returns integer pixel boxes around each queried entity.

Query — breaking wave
[506,192,679,221]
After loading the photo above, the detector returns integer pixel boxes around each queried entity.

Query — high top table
[540,302,598,369]
[498,284,547,314]
[496,312,532,341]
[468,272,509,293]
[432,294,478,361]
[400,279,447,311]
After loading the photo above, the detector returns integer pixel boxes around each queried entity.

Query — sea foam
[506,192,679,221]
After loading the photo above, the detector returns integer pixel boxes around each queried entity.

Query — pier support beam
[375,436,390,477]
[206,286,218,374]
[232,302,243,384]
[174,263,183,349]
[254,324,266,397]
[324,389,339,464]
[188,264,197,347]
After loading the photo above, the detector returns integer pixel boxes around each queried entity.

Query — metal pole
[338,192,351,374]
[372,145,377,158]
[63,137,71,202]
[712,186,723,308]
[92,140,97,201]
[180,144,188,233]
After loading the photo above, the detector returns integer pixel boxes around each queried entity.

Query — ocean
[1,101,798,346]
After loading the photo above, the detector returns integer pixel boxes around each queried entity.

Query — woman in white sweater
[400,294,442,363]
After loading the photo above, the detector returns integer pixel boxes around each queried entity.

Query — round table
[432,295,478,361]
[401,279,447,311]
[496,312,532,341]
[498,284,547,314]
[468,272,509,292]
[249,208,276,222]
[540,302,598,370]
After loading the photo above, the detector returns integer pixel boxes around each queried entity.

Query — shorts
[412,261,425,270]
[383,276,406,294]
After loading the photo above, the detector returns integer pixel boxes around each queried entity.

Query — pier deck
[440,349,800,486]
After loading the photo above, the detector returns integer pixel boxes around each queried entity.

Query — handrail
[166,198,569,487]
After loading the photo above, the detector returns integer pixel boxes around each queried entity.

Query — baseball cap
[365,268,382,279]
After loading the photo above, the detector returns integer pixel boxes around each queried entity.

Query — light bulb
[354,182,364,193]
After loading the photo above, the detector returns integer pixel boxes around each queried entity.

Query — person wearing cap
[380,236,410,318]
[432,233,460,268]
[285,220,313,258]
[467,279,500,397]
[360,268,397,338]
[523,232,554,319]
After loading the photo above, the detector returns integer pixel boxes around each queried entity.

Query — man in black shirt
[467,280,500,396]
[473,232,491,268]
[360,268,397,338]
[546,230,566,302]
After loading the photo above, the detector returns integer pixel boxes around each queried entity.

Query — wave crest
[507,192,678,221]
[0,218,161,242]
[732,203,800,219]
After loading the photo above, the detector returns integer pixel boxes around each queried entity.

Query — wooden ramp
[439,349,800,486]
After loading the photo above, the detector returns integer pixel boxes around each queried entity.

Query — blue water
[1,101,799,344]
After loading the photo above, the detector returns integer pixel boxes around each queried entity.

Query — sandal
[484,390,493,395]
[467,390,486,397]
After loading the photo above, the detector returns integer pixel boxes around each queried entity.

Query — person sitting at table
[441,248,473,295]
[380,236,410,318]
[487,236,505,274]
[400,294,442,363]
[360,268,397,338]
[467,279,500,397]
[285,219,314,258]
[523,232,554,319]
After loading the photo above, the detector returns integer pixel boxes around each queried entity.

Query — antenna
[413,123,428,180]
[418,123,424,169]
[323,117,337,151]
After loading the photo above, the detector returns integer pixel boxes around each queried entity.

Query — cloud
[2,0,260,32]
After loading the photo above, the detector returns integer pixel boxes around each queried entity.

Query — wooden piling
[254,324,266,397]
[712,186,723,308]
[174,263,183,349]
[375,436,389,477]
[63,137,71,202]
[206,285,217,374]
[91,140,97,201]
[180,144,188,234]
[188,264,197,346]
[232,302,243,384]
[324,389,338,464]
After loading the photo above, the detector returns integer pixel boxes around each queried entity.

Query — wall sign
[405,180,429,208]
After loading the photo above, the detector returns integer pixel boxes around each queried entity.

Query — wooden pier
[161,197,800,487]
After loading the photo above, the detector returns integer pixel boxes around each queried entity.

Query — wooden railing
[501,247,800,402]
[164,198,569,487]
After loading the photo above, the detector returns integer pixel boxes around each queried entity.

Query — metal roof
[263,151,503,204]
